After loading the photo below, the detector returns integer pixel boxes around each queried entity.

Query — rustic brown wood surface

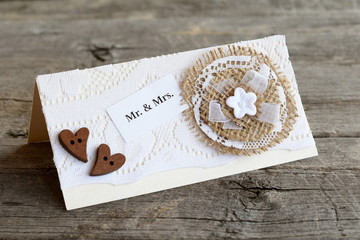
[1,0,360,239]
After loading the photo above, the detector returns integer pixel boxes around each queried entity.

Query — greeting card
[28,35,317,210]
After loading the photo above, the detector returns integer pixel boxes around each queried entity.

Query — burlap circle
[181,45,298,155]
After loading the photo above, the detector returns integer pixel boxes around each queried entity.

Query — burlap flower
[181,45,298,155]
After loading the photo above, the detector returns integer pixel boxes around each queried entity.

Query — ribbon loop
[208,100,230,122]
[257,102,281,125]
[241,70,268,93]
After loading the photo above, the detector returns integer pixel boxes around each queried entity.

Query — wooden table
[1,0,359,239]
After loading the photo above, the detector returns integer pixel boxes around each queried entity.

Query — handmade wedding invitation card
[28,35,317,210]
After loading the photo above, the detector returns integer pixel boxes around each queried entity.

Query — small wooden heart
[90,144,126,176]
[58,127,89,163]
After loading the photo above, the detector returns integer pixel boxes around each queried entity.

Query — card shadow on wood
[5,142,65,209]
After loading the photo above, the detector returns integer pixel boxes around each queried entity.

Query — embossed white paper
[107,74,188,142]
[33,35,317,209]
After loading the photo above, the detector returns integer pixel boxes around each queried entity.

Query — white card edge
[63,145,318,210]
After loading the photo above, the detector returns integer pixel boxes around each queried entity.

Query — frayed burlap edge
[180,45,298,156]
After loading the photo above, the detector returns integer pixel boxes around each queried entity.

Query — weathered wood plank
[0,0,359,20]
[0,138,359,239]
[1,137,359,172]
[0,16,360,101]
[1,100,359,144]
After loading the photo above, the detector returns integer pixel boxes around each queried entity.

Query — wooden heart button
[58,127,89,163]
[90,144,126,176]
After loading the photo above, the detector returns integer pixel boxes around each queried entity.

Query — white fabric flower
[226,87,257,118]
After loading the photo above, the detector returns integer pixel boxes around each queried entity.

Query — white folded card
[28,35,317,210]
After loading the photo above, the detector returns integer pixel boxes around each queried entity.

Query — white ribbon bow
[208,64,282,130]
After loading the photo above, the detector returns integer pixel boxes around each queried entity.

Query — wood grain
[0,0,359,239]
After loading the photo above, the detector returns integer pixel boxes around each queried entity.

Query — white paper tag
[106,74,189,142]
